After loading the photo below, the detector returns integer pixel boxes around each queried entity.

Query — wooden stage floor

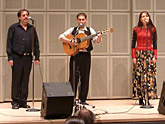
[0,99,165,124]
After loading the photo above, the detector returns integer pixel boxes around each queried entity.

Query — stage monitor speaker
[158,81,165,115]
[41,82,74,119]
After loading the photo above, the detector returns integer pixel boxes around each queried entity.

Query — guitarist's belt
[79,49,87,52]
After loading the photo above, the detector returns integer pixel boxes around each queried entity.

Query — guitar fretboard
[80,33,97,42]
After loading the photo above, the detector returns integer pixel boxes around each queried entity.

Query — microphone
[28,16,34,21]
[77,23,83,29]
[145,20,149,24]
[145,20,149,26]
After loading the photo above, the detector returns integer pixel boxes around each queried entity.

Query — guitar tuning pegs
[110,28,114,33]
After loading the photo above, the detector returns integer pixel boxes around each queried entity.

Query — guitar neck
[80,33,97,42]
[79,29,111,42]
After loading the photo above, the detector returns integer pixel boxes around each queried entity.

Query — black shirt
[6,22,40,61]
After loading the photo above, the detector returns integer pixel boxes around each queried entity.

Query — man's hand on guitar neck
[97,31,102,43]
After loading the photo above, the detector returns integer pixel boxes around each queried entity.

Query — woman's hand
[153,58,157,64]
[132,58,136,64]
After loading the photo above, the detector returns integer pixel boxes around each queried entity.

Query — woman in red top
[132,11,157,105]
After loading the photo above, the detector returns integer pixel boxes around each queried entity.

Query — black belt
[13,52,31,56]
[23,53,30,56]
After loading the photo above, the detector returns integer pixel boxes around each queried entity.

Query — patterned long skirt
[132,50,157,100]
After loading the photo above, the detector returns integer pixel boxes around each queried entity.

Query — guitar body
[62,28,113,56]
[62,33,89,56]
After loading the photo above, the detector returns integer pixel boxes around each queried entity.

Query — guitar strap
[72,26,93,52]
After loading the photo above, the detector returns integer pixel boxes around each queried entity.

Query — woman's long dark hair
[137,11,156,39]
[138,11,155,29]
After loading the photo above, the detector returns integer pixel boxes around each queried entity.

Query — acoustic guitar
[62,28,113,56]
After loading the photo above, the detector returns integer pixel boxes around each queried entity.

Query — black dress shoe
[81,101,89,105]
[19,104,31,108]
[145,100,150,105]
[12,104,19,109]
[139,98,144,105]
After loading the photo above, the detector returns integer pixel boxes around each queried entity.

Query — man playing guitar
[59,12,102,105]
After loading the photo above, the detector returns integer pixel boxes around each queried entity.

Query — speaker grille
[158,81,165,115]
[41,82,74,119]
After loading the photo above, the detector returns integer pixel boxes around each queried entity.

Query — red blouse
[131,26,157,59]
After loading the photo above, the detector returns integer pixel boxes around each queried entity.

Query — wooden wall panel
[90,56,109,99]
[28,57,46,100]
[0,0,3,10]
[3,57,12,101]
[29,12,46,55]
[25,0,46,11]
[47,12,67,55]
[4,0,24,11]
[47,0,67,11]
[68,0,88,11]
[111,13,131,54]
[0,57,3,102]
[110,56,131,98]
[154,0,165,12]
[133,0,153,12]
[90,13,109,55]
[47,56,69,82]
[0,12,2,56]
[111,0,130,11]
[1,0,165,101]
[154,13,165,54]
[90,0,109,11]
[3,12,18,55]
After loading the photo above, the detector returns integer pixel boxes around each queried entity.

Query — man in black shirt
[6,9,40,109]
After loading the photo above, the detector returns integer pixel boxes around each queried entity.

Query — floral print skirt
[132,50,157,100]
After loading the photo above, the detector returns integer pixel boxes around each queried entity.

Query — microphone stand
[72,26,84,113]
[71,24,83,102]
[140,23,154,108]
[73,26,95,113]
[72,27,79,107]
[26,19,40,112]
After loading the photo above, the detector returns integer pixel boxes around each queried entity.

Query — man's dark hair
[74,108,95,124]
[17,9,29,17]
[65,116,85,124]
[76,13,87,19]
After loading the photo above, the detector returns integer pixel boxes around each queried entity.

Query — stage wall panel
[46,56,69,83]
[110,56,131,98]
[133,0,153,12]
[111,13,131,55]
[90,56,109,99]
[3,12,17,56]
[28,57,46,100]
[90,13,109,55]
[29,12,46,55]
[68,0,88,11]
[4,0,24,11]
[3,57,12,101]
[47,12,67,55]
[0,0,2,11]
[111,0,130,11]
[154,0,165,12]
[25,0,46,11]
[0,57,3,102]
[1,0,165,101]
[47,0,67,11]
[90,0,109,11]
[0,12,2,56]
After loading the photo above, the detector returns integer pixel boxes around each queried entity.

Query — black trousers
[11,53,32,105]
[69,52,91,102]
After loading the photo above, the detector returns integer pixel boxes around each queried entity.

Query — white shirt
[59,26,98,42]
